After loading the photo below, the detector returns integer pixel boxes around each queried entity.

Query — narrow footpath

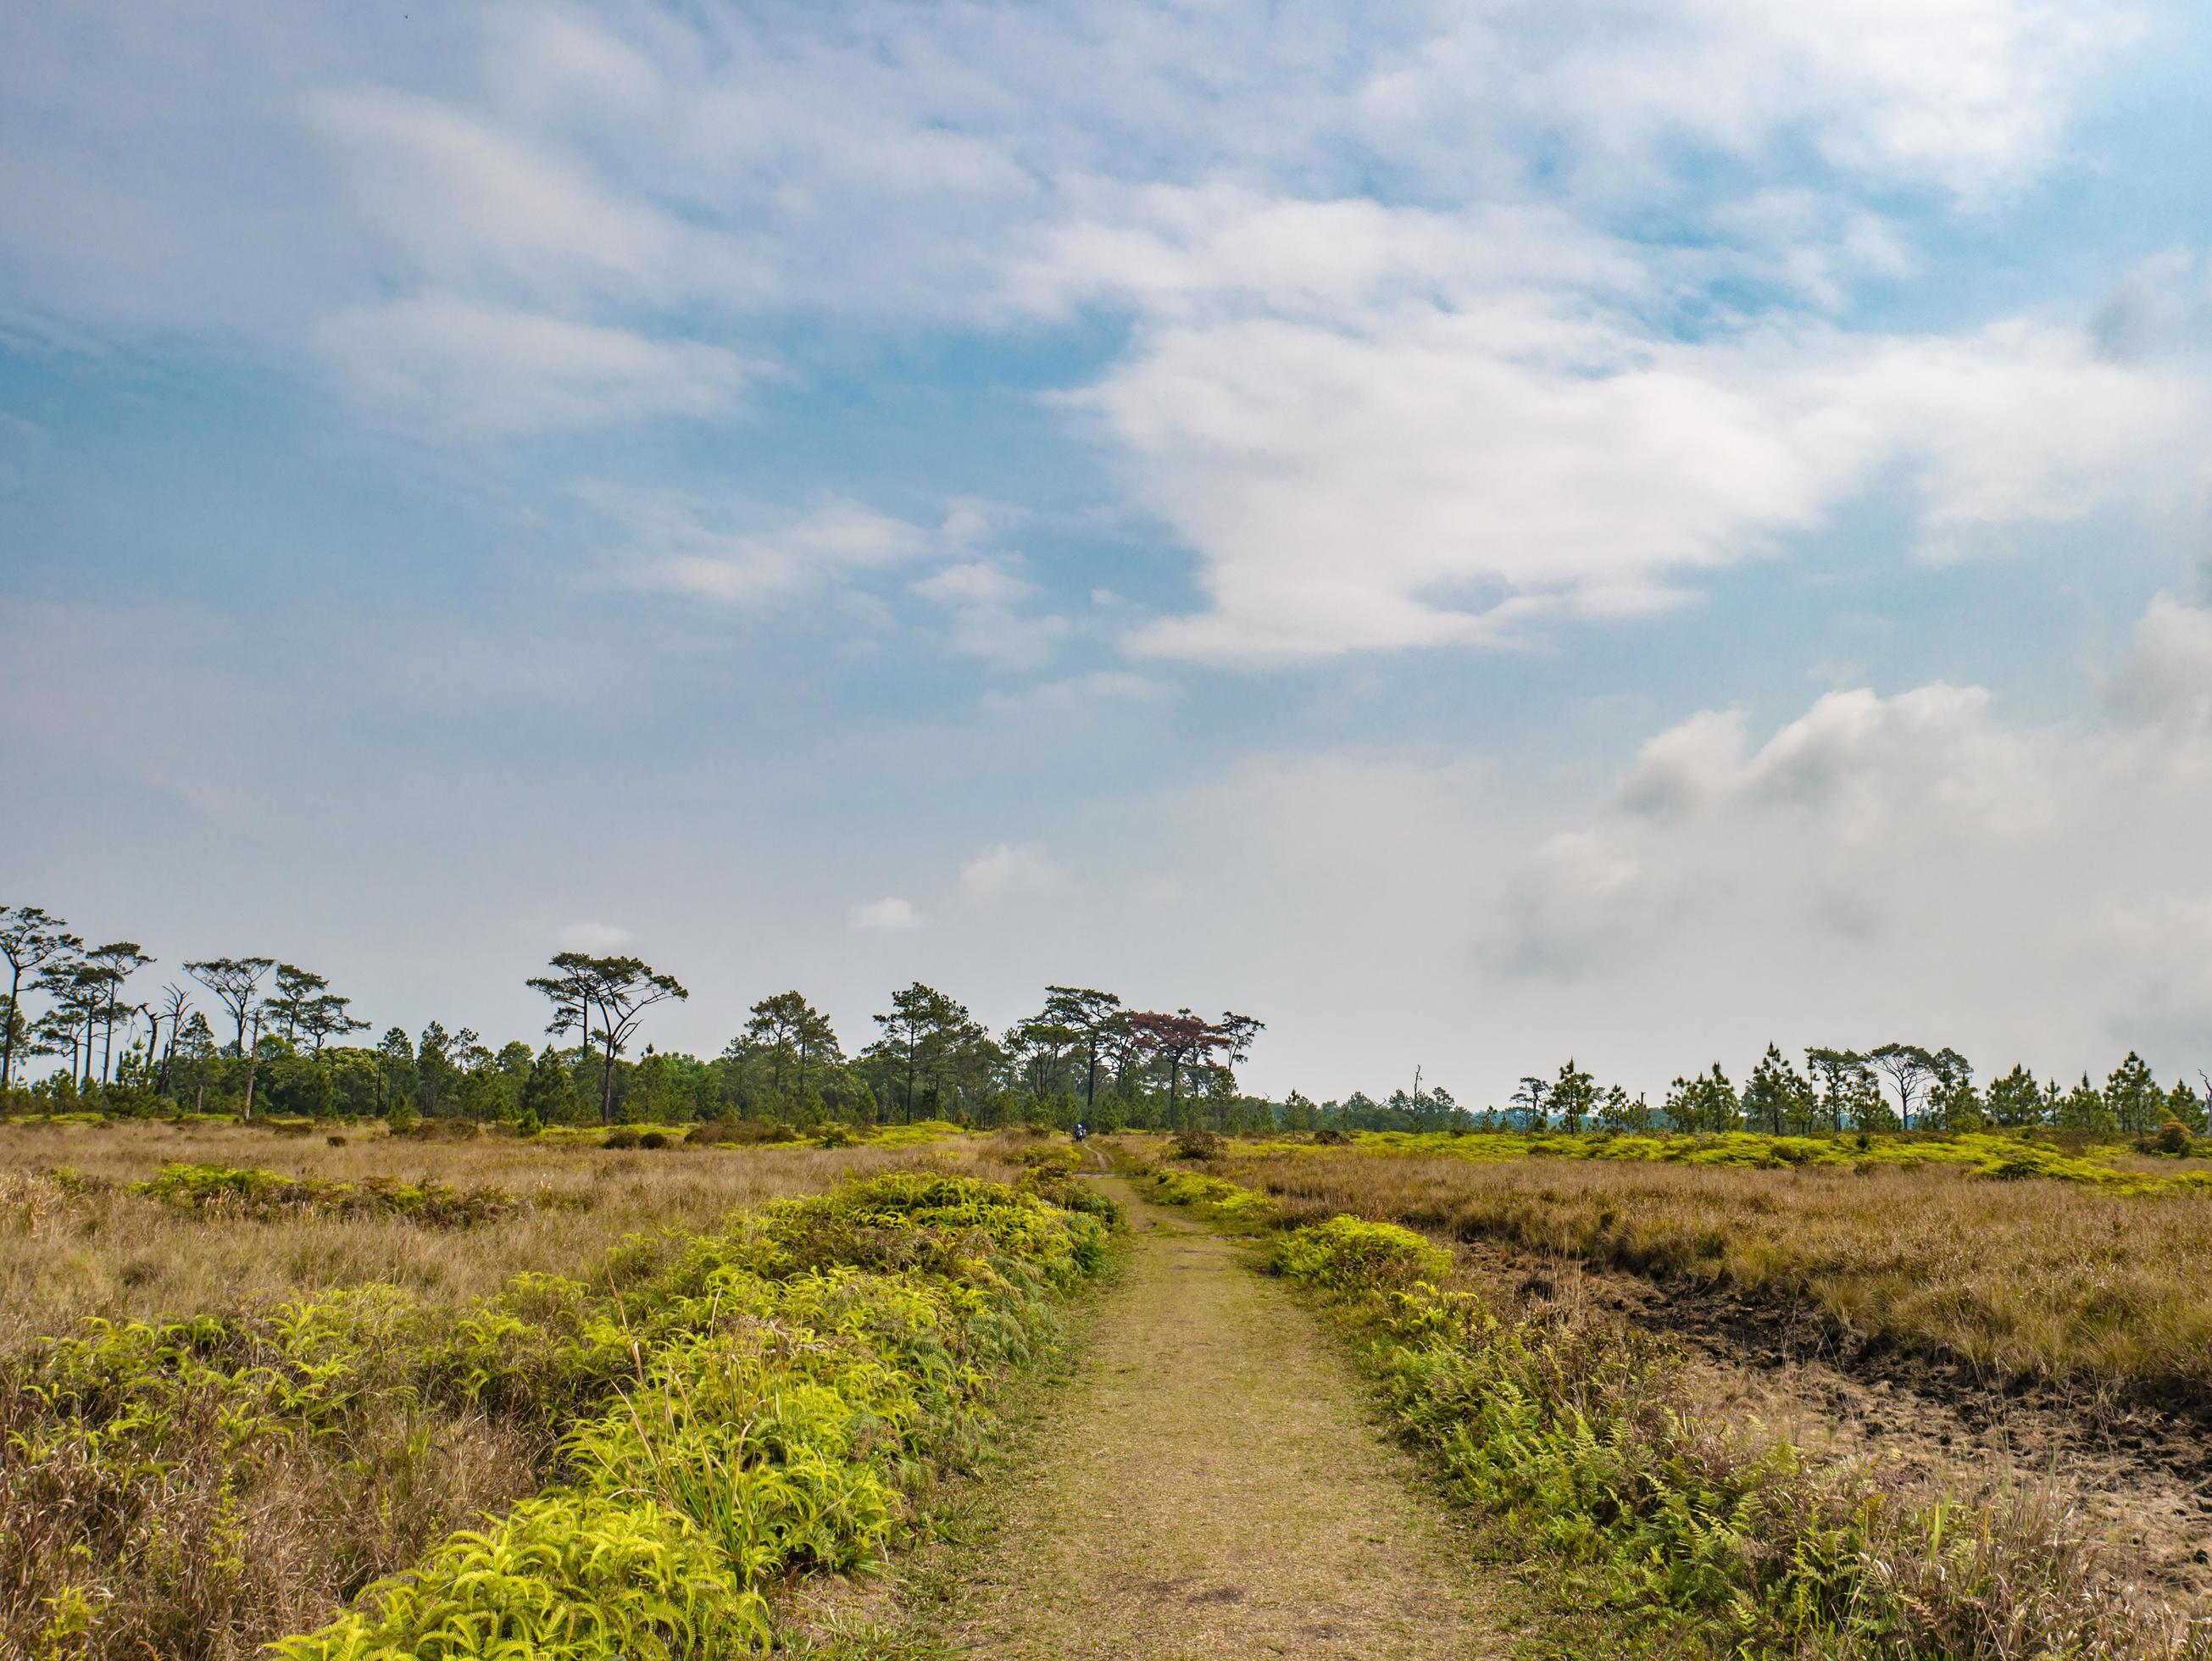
[929,1176,1507,1659]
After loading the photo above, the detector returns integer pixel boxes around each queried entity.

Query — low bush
[1170,1127,1225,1161]
[686,1118,801,1147]
[1266,1215,1448,1292]
[1144,1167,1270,1224]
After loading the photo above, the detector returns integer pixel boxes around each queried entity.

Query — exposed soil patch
[1455,1237,2212,1598]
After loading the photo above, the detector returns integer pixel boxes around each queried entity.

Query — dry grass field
[0,1119,1002,1348]
[1215,1142,2212,1398]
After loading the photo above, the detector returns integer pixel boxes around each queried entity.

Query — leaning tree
[0,905,81,1091]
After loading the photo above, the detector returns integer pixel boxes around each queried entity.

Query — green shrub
[1170,1127,1224,1161]
[1269,1215,1451,1292]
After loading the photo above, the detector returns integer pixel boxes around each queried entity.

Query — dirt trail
[933,1178,1504,1659]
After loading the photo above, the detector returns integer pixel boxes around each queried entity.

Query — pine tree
[1742,1044,1815,1135]
[1984,1064,2043,1127]
[521,1043,575,1127]
[2105,1052,2162,1136]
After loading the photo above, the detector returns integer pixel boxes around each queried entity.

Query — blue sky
[5,0,2212,1104]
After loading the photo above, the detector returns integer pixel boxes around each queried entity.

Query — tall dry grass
[0,1120,1012,1349]
[1225,1147,2212,1397]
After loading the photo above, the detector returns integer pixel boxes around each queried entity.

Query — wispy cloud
[319,296,750,438]
[614,497,933,605]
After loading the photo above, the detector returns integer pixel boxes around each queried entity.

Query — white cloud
[914,561,1031,607]
[556,920,636,952]
[1341,0,2144,202]
[1114,597,2212,1098]
[1096,305,2200,663]
[849,896,923,932]
[308,89,701,303]
[620,497,931,604]
[981,669,1172,713]
[2104,591,2212,734]
[1009,183,1648,324]
[959,841,1065,901]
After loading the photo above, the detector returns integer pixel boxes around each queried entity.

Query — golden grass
[1215,1146,2212,1396]
[0,1120,1021,1351]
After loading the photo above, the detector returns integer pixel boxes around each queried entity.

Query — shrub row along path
[930,1175,1506,1659]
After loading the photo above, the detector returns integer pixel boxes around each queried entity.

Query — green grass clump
[1266,1215,1449,1292]
[1,1169,1113,1659]
[131,1160,521,1225]
[1143,1168,1270,1221]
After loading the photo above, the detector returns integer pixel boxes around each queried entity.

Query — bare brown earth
[1466,1242,2212,1599]
[931,1177,1507,1660]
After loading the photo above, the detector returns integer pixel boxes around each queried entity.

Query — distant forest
[3,901,2205,1137]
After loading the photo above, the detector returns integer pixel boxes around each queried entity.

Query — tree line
[1495,1044,2212,1138]
[8,902,2205,1138]
[0,903,1268,1130]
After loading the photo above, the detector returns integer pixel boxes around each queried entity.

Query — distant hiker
[1073,1120,1088,1142]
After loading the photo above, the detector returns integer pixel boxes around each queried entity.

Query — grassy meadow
[0,1116,1105,1659]
[10,1109,2210,1659]
[1182,1128,2212,1397]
